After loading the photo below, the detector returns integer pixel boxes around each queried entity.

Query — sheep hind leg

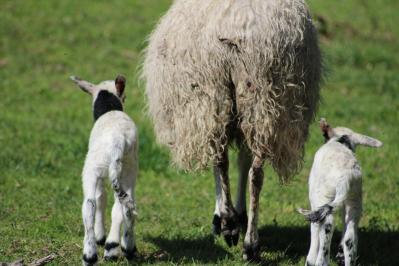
[119,173,137,261]
[212,168,222,236]
[212,147,247,237]
[94,178,106,246]
[235,145,251,233]
[336,207,347,266]
[315,214,334,266]
[104,196,123,261]
[342,203,361,266]
[104,158,125,261]
[306,222,320,266]
[243,156,265,262]
[82,173,99,266]
[109,160,137,260]
[214,148,240,247]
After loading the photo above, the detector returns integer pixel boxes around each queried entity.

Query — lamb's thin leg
[109,159,137,260]
[119,170,137,260]
[94,178,106,245]
[342,202,361,266]
[315,214,334,266]
[243,156,264,262]
[235,146,251,232]
[306,222,320,266]
[336,207,347,265]
[82,171,99,266]
[104,196,123,260]
[104,158,124,260]
[214,148,239,246]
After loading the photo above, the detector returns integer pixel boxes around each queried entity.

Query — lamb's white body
[83,111,138,260]
[71,76,138,266]
[85,112,138,175]
[306,140,361,266]
[309,141,362,211]
[300,120,382,266]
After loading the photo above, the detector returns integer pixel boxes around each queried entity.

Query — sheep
[70,75,139,265]
[298,118,383,266]
[142,0,321,261]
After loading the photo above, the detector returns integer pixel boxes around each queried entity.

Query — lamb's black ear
[115,75,126,97]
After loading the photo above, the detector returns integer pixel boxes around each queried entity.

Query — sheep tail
[297,204,334,223]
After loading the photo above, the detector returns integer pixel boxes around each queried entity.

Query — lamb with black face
[299,118,383,266]
[70,75,139,265]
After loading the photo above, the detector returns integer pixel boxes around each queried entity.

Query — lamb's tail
[297,204,333,223]
[298,178,350,223]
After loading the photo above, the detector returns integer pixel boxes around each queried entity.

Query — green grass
[0,0,398,265]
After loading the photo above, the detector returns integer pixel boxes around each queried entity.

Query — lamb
[142,0,321,261]
[298,118,383,266]
[70,75,139,265]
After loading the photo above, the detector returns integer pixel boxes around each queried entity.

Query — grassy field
[0,0,398,265]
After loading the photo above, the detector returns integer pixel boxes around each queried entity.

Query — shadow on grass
[258,224,399,266]
[144,225,399,265]
[145,234,230,264]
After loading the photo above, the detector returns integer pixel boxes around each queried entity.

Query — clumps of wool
[142,0,322,181]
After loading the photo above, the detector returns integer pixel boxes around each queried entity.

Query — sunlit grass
[0,0,398,265]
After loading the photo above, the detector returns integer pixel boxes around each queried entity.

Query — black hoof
[243,242,260,262]
[212,214,221,236]
[122,246,138,260]
[96,236,106,246]
[223,234,232,247]
[237,211,248,232]
[232,232,239,246]
[82,253,98,265]
[336,245,345,266]
[221,213,240,247]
